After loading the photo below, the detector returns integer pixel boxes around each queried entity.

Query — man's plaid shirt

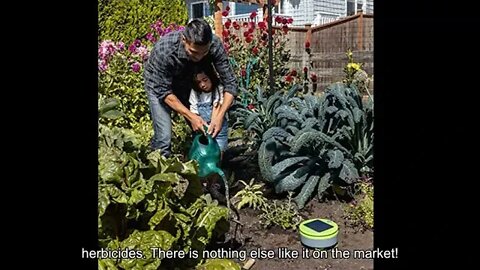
[143,30,237,106]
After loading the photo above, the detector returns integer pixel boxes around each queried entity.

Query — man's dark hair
[183,19,213,45]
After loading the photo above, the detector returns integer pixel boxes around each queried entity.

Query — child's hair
[192,62,220,93]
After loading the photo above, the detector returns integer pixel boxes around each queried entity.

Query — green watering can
[188,126,223,178]
[189,126,231,213]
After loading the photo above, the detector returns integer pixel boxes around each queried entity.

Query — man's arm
[208,92,234,137]
[208,36,238,137]
[165,94,207,133]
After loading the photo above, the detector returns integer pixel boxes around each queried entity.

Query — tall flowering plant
[98,21,184,130]
[98,21,191,154]
[221,9,294,106]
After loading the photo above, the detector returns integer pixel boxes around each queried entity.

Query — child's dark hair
[192,62,220,93]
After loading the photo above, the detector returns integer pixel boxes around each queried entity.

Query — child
[189,64,229,203]
[189,64,229,152]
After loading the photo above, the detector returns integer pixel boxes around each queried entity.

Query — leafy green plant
[344,181,374,230]
[343,49,373,97]
[259,192,303,230]
[98,0,187,44]
[196,258,241,270]
[171,114,193,158]
[257,81,374,209]
[98,101,229,268]
[231,178,267,210]
[231,84,301,150]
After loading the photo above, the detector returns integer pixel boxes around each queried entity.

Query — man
[144,18,237,157]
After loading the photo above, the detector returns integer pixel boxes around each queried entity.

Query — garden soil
[223,198,373,270]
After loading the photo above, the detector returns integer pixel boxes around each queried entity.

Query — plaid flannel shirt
[143,30,237,106]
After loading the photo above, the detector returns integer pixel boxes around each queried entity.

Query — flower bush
[98,20,191,154]
[221,9,294,105]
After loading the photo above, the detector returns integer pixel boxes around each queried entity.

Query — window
[192,2,204,19]
[357,1,364,12]
[347,0,355,16]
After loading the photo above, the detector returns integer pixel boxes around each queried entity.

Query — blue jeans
[146,90,172,157]
[197,102,228,151]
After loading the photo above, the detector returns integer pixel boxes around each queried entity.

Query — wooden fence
[280,12,373,91]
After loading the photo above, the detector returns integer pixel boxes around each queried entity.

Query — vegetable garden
[98,1,374,269]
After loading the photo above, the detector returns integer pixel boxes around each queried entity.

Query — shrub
[98,0,187,44]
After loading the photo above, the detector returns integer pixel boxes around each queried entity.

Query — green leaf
[98,187,111,217]
[275,167,310,193]
[149,173,180,183]
[102,110,125,120]
[294,175,320,209]
[271,156,309,181]
[128,188,145,205]
[116,230,175,270]
[317,172,332,199]
[327,150,345,169]
[106,185,128,204]
[149,206,171,229]
[339,160,359,184]
[195,204,229,244]
[196,259,241,270]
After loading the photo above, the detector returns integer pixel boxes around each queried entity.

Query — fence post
[357,9,363,50]
[303,23,312,79]
[214,0,223,39]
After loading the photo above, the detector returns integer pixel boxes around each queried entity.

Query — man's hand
[190,114,208,134]
[208,115,224,138]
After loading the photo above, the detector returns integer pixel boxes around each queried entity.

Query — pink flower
[226,6,230,11]
[290,69,297,76]
[303,66,308,73]
[115,42,125,51]
[245,36,253,43]
[98,59,108,72]
[247,104,255,110]
[285,75,293,83]
[287,18,294,24]
[146,32,157,43]
[131,62,141,72]
[241,69,246,77]
[134,39,141,47]
[222,10,229,17]
[250,11,257,19]
[305,41,311,48]
[128,44,136,53]
[252,47,259,55]
[310,73,318,82]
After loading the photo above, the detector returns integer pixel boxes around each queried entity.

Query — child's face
[194,72,212,92]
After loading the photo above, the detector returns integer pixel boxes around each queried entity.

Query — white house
[185,0,373,26]
[185,1,259,20]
